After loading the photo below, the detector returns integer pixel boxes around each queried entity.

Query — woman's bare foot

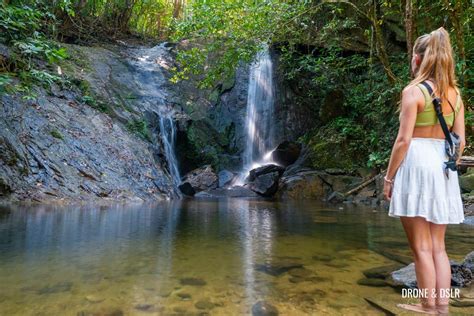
[396,303,438,314]
[436,304,449,314]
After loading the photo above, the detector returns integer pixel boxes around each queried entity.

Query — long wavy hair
[399,27,459,111]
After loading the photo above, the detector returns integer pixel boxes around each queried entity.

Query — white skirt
[388,137,465,224]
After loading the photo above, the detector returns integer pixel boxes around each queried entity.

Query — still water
[0,199,472,315]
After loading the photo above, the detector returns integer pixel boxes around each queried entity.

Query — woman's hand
[383,181,393,201]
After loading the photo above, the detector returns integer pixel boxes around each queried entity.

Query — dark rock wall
[0,90,178,202]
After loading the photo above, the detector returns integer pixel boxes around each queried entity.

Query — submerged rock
[195,300,216,310]
[362,263,404,279]
[271,141,301,167]
[37,281,73,295]
[252,301,279,316]
[255,259,303,276]
[180,277,207,286]
[356,278,388,287]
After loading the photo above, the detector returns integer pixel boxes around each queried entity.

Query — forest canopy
[1,0,473,168]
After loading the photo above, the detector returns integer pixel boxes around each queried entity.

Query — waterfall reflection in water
[0,201,473,315]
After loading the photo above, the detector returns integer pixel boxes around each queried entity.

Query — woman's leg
[397,216,438,314]
[430,221,450,313]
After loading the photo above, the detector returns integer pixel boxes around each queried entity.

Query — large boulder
[218,169,235,188]
[245,164,285,183]
[277,170,329,200]
[179,164,218,196]
[271,141,302,167]
[244,164,285,197]
[246,172,281,197]
[460,168,474,192]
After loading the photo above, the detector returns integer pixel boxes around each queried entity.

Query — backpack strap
[419,81,454,148]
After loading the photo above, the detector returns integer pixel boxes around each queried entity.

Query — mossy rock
[177,119,233,173]
[460,173,474,192]
[306,138,359,171]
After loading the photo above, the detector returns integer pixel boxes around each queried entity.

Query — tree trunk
[173,0,183,19]
[404,0,414,65]
[443,0,467,91]
[371,0,397,84]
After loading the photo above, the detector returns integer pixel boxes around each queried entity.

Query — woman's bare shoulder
[401,84,424,105]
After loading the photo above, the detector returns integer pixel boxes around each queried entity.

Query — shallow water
[0,199,473,315]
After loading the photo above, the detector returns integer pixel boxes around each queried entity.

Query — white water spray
[235,46,276,185]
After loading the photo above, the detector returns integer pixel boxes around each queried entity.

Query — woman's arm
[453,97,466,164]
[383,85,420,200]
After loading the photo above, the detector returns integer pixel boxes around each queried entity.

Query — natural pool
[0,199,473,315]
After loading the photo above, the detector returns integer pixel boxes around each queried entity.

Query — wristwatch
[384,176,394,184]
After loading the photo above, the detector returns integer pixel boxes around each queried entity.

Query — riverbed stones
[356,278,388,287]
[255,259,303,276]
[271,141,302,167]
[288,267,313,278]
[37,281,73,294]
[134,304,154,312]
[252,301,279,316]
[195,299,215,310]
[177,292,192,300]
[362,263,405,279]
[180,277,207,286]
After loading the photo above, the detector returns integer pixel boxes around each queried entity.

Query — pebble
[252,301,279,316]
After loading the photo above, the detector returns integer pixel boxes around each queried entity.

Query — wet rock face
[271,141,302,167]
[0,91,179,202]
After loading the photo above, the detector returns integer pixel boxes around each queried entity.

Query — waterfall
[128,43,181,187]
[159,109,181,186]
[236,46,276,184]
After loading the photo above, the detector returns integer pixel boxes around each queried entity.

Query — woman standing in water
[383,27,466,314]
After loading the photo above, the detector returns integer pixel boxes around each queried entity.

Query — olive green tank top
[414,83,461,127]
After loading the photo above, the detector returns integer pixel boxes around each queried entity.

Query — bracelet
[384,176,394,184]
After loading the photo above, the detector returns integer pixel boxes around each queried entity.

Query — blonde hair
[399,27,459,111]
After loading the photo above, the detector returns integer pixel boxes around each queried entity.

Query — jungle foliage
[1,0,473,171]
[171,0,473,170]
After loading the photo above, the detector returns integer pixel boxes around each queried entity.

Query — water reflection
[0,200,472,315]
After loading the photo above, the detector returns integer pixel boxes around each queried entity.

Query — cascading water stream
[159,109,181,186]
[129,43,182,188]
[235,46,276,185]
